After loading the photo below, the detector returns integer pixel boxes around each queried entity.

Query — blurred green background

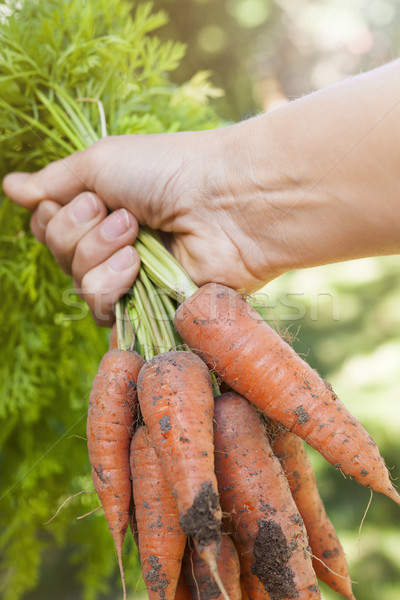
[1,0,400,599]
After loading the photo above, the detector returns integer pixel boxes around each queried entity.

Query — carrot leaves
[0,1,221,598]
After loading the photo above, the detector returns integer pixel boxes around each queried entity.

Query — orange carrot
[213,391,321,600]
[138,351,225,596]
[272,428,355,600]
[129,498,138,546]
[235,553,271,600]
[131,425,187,600]
[183,536,241,600]
[109,323,118,350]
[240,582,250,600]
[87,349,144,600]
[175,283,400,505]
[175,572,193,600]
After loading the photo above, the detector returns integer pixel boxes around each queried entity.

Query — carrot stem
[35,89,86,151]
[115,299,133,351]
[135,228,198,302]
[140,269,177,352]
[159,292,182,348]
[132,281,156,360]
[135,277,164,353]
[0,98,75,154]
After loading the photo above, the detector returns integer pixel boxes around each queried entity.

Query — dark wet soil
[198,573,221,600]
[159,415,171,433]
[179,481,221,549]
[144,555,168,599]
[293,405,310,426]
[251,519,298,600]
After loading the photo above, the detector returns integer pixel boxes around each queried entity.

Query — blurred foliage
[157,0,400,120]
[0,1,221,599]
[155,0,281,120]
[1,0,400,599]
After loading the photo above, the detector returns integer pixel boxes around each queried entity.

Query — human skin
[3,59,400,325]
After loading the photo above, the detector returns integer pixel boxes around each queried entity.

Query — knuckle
[87,137,110,165]
[90,304,114,327]
[81,270,103,298]
[81,272,113,324]
[72,237,94,272]
[72,278,84,299]
[30,213,42,242]
[44,219,65,256]
[90,309,113,328]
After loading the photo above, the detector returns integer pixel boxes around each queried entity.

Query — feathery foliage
[0,1,222,598]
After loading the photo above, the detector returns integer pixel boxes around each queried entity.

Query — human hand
[7,60,400,326]
[3,127,280,325]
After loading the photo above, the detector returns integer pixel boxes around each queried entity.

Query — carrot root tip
[388,485,400,506]
[116,547,126,600]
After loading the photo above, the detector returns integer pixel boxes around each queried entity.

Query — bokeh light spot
[368,0,396,26]
[228,0,270,28]
[197,24,228,53]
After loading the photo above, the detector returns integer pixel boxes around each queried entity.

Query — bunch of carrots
[86,231,400,600]
[3,4,397,597]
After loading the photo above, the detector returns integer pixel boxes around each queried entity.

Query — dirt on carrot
[213,391,321,600]
[183,535,241,600]
[175,283,400,506]
[130,425,187,600]
[137,350,222,573]
[87,348,144,600]
[179,482,221,550]
[271,427,355,600]
[251,519,298,599]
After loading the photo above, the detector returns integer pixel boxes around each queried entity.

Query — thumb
[2,148,95,209]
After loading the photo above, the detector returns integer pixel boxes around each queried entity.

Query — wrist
[228,63,400,280]
[217,113,321,282]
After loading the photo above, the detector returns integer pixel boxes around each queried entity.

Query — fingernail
[71,193,99,224]
[101,209,131,240]
[109,246,136,272]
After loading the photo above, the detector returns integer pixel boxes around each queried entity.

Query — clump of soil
[144,555,168,598]
[251,519,298,600]
[159,415,171,433]
[197,574,221,600]
[293,405,310,426]
[179,481,221,548]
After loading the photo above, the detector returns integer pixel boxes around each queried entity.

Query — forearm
[229,59,400,278]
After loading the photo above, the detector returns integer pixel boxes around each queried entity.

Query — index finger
[2,148,94,210]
